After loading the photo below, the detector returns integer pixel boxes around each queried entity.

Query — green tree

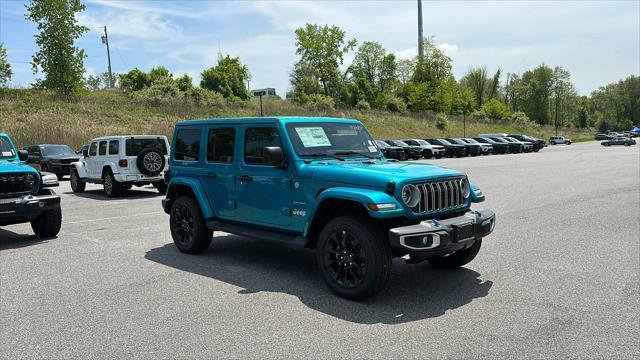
[174,74,193,91]
[517,64,554,125]
[294,23,356,96]
[0,43,12,87]
[200,55,251,100]
[289,60,323,103]
[120,68,150,91]
[396,58,415,84]
[26,0,88,95]
[148,66,172,84]
[351,41,386,89]
[481,98,509,120]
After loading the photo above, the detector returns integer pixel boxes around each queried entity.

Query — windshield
[41,145,76,156]
[416,140,430,146]
[375,140,389,148]
[437,139,452,145]
[505,137,520,142]
[286,122,381,157]
[0,137,16,159]
[465,138,479,144]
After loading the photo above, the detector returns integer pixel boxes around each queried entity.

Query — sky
[0,0,638,96]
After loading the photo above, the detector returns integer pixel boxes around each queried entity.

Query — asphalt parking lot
[1,141,638,359]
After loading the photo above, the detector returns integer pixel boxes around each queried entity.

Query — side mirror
[263,146,286,168]
[18,150,28,162]
[82,148,88,157]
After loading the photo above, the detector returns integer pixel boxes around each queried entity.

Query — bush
[375,93,407,113]
[471,109,487,120]
[507,111,538,128]
[355,99,371,111]
[306,94,335,111]
[131,77,179,104]
[185,87,225,107]
[435,113,449,131]
[481,98,509,120]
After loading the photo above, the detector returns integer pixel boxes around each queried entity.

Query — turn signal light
[118,159,128,167]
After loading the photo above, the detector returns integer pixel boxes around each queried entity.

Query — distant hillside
[0,89,594,149]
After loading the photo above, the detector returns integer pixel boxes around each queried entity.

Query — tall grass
[0,89,595,149]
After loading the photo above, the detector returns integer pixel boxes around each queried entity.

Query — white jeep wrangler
[70,135,170,197]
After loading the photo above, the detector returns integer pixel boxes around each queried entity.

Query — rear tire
[31,207,62,238]
[70,169,85,193]
[427,239,482,268]
[423,150,432,159]
[170,196,212,254]
[316,216,391,300]
[103,171,122,197]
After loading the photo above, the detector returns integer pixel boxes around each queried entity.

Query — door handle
[238,175,252,182]
[204,172,217,178]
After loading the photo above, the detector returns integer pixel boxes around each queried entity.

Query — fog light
[38,201,45,208]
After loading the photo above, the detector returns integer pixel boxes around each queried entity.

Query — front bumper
[388,210,495,256]
[0,191,61,225]
[48,163,73,174]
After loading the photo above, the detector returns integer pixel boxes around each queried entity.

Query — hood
[305,160,464,189]
[46,154,81,160]
[0,160,39,174]
[444,144,465,148]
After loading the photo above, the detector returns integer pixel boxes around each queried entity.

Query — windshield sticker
[295,127,332,148]
[2,151,13,157]
[368,146,377,153]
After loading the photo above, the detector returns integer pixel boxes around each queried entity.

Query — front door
[202,126,237,218]
[236,125,292,227]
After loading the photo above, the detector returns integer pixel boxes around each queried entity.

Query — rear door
[202,126,237,218]
[236,124,292,227]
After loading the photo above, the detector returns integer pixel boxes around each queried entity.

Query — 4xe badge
[292,209,306,217]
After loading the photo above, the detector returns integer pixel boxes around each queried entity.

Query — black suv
[473,137,509,154]
[508,134,545,152]
[424,139,466,158]
[445,138,481,156]
[375,140,407,160]
[486,137,523,153]
[384,140,423,160]
[23,144,81,180]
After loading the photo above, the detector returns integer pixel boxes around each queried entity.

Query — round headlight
[461,178,470,198]
[24,174,35,188]
[401,184,421,208]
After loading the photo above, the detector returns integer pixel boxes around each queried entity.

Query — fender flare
[165,177,214,219]
[70,161,88,179]
[101,162,118,176]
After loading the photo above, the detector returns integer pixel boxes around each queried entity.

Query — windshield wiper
[300,153,346,161]
[333,151,376,159]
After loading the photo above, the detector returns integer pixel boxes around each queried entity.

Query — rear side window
[207,128,235,163]
[89,142,97,156]
[244,127,281,165]
[125,138,168,156]
[98,141,107,156]
[174,129,201,161]
[108,140,119,155]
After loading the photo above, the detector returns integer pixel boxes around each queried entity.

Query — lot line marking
[65,211,164,224]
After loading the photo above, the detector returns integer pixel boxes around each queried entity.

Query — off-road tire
[103,171,123,197]
[170,196,212,254]
[31,206,62,238]
[70,169,86,193]
[427,239,482,268]
[565,141,571,145]
[316,215,392,301]
[435,153,443,159]
[137,148,165,177]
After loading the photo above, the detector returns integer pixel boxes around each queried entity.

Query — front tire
[427,239,482,268]
[423,150,432,159]
[565,141,571,145]
[103,171,122,197]
[624,142,630,147]
[31,207,62,238]
[316,216,391,300]
[170,196,212,254]
[70,169,86,193]
[604,142,610,147]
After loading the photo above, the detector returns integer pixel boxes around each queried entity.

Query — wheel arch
[163,178,214,218]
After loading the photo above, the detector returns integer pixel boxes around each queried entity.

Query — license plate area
[0,201,16,214]
[453,221,474,242]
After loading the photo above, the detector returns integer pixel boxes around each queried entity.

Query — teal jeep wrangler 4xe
[162,117,495,300]
[0,133,62,238]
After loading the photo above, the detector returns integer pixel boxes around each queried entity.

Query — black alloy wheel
[324,228,367,289]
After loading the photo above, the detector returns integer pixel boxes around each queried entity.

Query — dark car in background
[384,140,423,160]
[595,133,613,141]
[508,134,545,152]
[459,138,493,155]
[424,138,467,158]
[472,137,509,154]
[489,137,524,153]
[601,137,636,147]
[23,144,81,180]
[445,138,482,156]
[375,140,408,160]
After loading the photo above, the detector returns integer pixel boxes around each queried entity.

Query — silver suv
[70,135,170,197]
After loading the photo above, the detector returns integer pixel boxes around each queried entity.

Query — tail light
[118,159,128,167]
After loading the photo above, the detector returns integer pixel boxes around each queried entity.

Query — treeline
[0,0,638,132]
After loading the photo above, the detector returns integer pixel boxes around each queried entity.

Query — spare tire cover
[136,148,165,176]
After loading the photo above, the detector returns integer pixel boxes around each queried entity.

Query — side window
[174,128,201,161]
[89,142,97,156]
[244,127,281,165]
[108,140,119,155]
[98,141,107,156]
[207,128,235,163]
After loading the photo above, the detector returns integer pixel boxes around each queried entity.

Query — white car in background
[70,135,170,197]
[402,139,446,159]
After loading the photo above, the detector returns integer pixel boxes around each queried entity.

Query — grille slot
[411,178,466,214]
[0,172,36,198]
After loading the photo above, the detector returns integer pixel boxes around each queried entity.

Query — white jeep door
[85,141,99,178]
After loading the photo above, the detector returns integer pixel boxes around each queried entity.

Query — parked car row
[376,133,546,160]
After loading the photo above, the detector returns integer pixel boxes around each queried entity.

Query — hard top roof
[176,116,361,127]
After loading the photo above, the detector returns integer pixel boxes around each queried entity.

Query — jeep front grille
[0,172,37,198]
[410,178,466,214]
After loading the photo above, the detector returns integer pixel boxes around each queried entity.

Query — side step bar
[206,220,306,247]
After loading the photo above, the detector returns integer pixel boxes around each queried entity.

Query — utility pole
[417,0,424,60]
[101,26,113,88]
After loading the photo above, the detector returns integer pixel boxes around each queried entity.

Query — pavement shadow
[0,228,50,250]
[145,234,492,324]
[62,188,162,201]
